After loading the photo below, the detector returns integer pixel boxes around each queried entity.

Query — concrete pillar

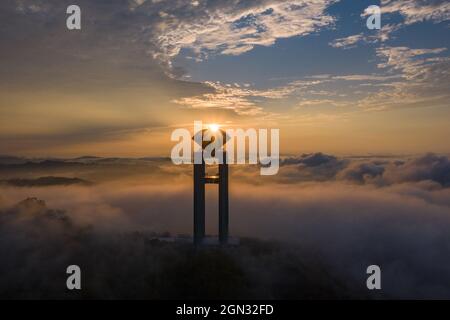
[219,152,229,245]
[193,157,205,246]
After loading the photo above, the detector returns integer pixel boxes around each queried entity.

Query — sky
[0,0,449,157]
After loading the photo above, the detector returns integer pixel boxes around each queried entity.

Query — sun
[208,123,220,132]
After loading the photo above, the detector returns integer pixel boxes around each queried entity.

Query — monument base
[152,235,240,246]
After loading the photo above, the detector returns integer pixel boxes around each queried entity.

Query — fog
[1,153,450,298]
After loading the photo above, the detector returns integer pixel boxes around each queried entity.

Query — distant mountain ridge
[0,156,171,166]
[0,176,92,187]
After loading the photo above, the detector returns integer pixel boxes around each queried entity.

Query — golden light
[208,123,220,132]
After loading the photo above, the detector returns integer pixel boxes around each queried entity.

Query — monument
[192,127,230,246]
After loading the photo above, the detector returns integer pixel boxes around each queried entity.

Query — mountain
[1,176,92,187]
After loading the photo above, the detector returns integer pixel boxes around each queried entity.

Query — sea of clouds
[0,153,449,298]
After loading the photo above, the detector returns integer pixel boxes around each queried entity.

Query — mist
[1,153,450,298]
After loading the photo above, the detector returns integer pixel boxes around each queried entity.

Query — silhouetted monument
[193,129,229,246]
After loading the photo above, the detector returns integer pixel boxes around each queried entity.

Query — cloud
[383,153,450,186]
[337,161,386,184]
[332,74,401,81]
[329,24,401,50]
[234,182,450,299]
[376,23,402,42]
[376,46,448,77]
[0,0,222,153]
[296,99,348,108]
[278,153,450,187]
[270,44,449,112]
[1,176,92,187]
[1,154,450,298]
[0,0,343,136]
[143,0,338,63]
[172,81,267,116]
[355,45,450,110]
[351,1,450,47]
[302,42,449,113]
[380,0,450,25]
[0,195,364,299]
[172,80,305,116]
[172,78,335,117]
[334,1,450,51]
[329,34,365,49]
[282,152,337,167]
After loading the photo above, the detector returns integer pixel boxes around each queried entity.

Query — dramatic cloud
[4,0,339,72]
[141,0,338,63]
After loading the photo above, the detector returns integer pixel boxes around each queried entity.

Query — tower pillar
[219,152,229,245]
[193,155,205,246]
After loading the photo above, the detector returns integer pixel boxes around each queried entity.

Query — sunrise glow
[208,124,220,133]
